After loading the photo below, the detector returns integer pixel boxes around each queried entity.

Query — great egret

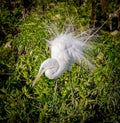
[33,28,95,86]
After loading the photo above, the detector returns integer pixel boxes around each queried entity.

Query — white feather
[33,28,96,86]
[49,31,92,65]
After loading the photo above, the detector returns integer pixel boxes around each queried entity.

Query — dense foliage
[0,0,120,122]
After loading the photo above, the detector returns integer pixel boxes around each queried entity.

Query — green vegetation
[0,1,120,123]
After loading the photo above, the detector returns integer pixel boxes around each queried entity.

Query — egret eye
[39,66,44,74]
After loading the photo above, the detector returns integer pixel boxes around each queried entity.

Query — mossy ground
[0,2,120,123]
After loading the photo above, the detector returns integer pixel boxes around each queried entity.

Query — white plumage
[33,29,95,86]
[50,32,87,63]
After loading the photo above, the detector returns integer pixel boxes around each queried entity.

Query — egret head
[32,60,49,86]
[32,58,59,86]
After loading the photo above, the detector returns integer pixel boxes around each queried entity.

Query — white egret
[33,28,96,86]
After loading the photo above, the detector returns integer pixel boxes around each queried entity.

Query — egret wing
[49,32,88,64]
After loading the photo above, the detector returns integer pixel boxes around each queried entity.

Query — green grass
[0,2,120,123]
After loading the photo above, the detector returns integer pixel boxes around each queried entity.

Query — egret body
[33,30,95,86]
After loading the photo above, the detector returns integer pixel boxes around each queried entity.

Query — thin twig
[52,79,58,112]
[84,20,107,43]
[84,7,120,43]
[0,73,14,75]
[69,71,75,107]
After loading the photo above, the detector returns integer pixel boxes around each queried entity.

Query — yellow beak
[32,72,41,86]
